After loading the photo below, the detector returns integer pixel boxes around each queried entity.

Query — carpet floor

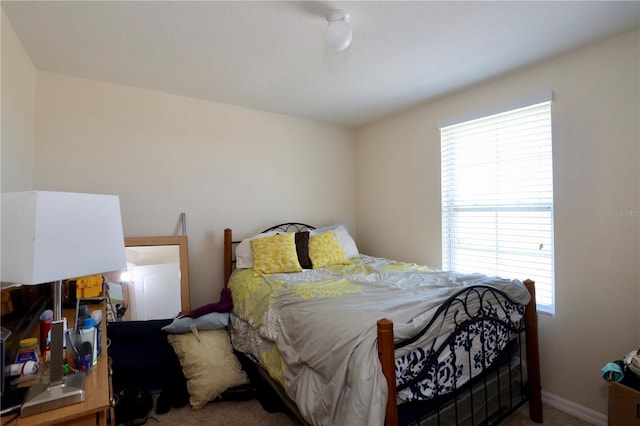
[148,398,595,426]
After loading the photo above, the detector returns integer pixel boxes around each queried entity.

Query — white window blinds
[440,99,555,314]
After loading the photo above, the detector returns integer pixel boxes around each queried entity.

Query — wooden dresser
[13,303,111,426]
[609,380,640,426]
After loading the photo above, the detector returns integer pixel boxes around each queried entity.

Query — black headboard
[258,222,315,235]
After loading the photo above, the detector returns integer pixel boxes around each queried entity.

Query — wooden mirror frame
[124,235,191,315]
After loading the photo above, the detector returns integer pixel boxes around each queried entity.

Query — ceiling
[3,1,639,128]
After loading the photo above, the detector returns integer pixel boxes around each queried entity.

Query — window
[440,94,555,314]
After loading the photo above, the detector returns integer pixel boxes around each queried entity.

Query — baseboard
[542,390,608,426]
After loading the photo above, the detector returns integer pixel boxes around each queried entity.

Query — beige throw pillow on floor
[167,329,249,409]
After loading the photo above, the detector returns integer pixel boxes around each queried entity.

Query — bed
[223,223,542,426]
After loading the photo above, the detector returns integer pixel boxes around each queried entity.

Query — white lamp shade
[326,13,352,51]
[1,191,127,285]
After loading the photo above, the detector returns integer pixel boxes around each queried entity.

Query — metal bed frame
[223,223,542,426]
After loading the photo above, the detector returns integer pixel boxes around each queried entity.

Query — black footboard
[393,285,530,426]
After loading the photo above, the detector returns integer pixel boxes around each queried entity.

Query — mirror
[105,236,190,321]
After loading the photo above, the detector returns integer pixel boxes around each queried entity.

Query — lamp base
[20,373,85,417]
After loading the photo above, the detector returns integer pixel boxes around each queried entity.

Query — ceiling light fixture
[325,9,352,51]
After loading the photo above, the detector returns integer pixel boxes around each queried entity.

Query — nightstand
[609,381,640,426]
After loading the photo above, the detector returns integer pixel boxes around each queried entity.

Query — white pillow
[235,231,278,269]
[311,224,359,259]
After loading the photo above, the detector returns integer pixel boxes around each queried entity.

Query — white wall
[32,72,356,307]
[356,30,640,415]
[1,9,35,192]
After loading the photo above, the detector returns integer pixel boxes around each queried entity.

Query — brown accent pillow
[295,231,313,269]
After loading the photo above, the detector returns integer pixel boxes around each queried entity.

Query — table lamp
[1,191,127,416]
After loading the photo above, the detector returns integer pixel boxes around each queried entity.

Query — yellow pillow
[251,232,302,275]
[308,230,349,268]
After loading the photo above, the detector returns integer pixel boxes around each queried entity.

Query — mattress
[229,254,530,426]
